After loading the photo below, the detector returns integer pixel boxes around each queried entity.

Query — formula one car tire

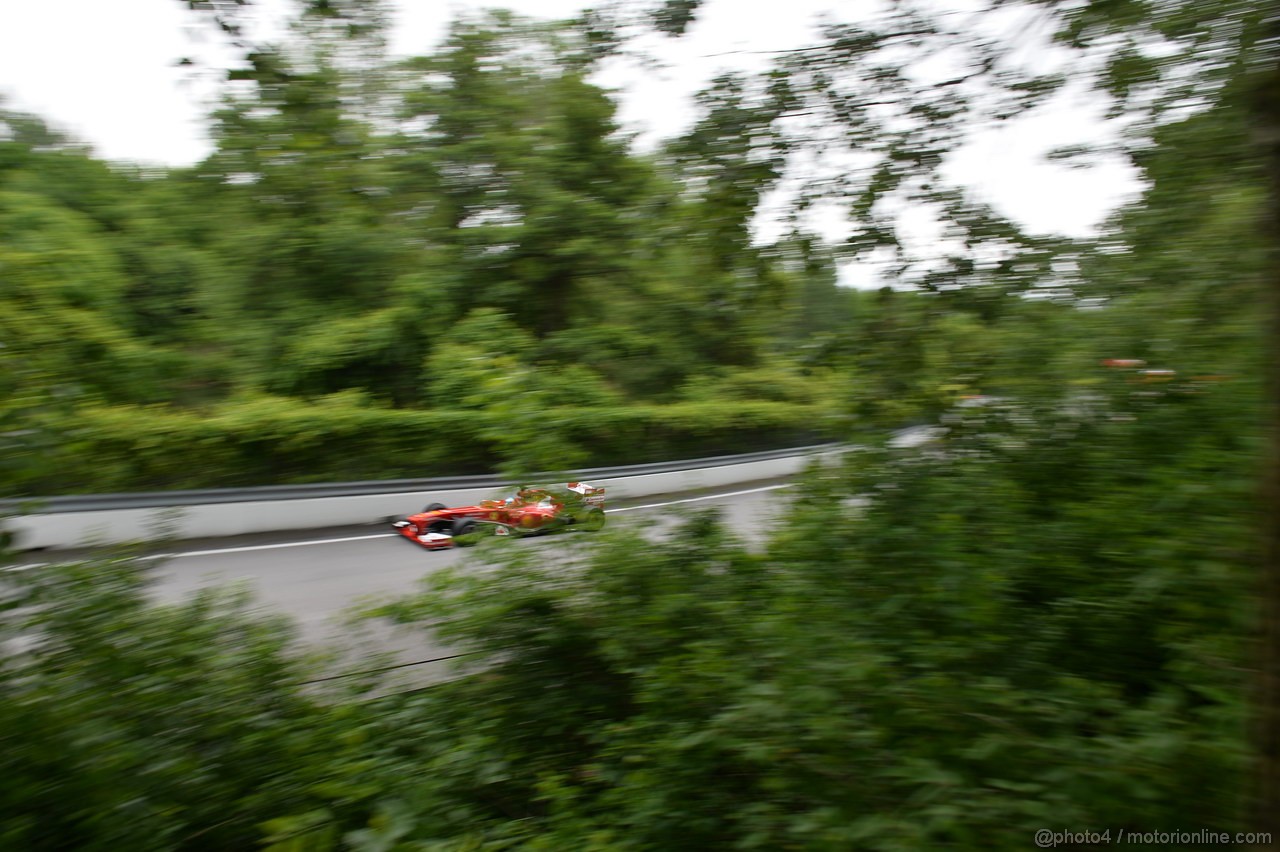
[424,502,447,512]
[452,517,482,546]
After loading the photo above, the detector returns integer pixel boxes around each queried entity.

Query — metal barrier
[4,444,842,550]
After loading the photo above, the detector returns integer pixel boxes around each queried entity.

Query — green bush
[16,397,842,495]
[678,362,837,406]
[0,554,353,851]
[31,398,485,494]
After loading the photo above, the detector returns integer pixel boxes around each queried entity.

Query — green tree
[391,14,655,342]
[201,40,422,401]
[0,189,170,405]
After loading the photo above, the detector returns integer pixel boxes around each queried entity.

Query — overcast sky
[0,0,1140,279]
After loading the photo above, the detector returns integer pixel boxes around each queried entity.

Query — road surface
[25,481,793,686]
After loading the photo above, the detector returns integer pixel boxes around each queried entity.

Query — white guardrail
[4,445,843,550]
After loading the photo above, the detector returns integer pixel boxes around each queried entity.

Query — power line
[298,651,477,686]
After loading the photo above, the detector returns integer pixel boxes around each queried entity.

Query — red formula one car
[393,482,606,550]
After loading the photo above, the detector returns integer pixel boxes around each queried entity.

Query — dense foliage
[0,6,863,495]
[1,364,1260,849]
[1,0,1274,847]
[22,398,834,493]
[360,381,1257,849]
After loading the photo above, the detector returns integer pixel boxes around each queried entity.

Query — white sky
[0,0,1140,284]
[0,0,859,163]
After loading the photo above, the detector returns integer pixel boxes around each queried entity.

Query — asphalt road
[118,481,794,685]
